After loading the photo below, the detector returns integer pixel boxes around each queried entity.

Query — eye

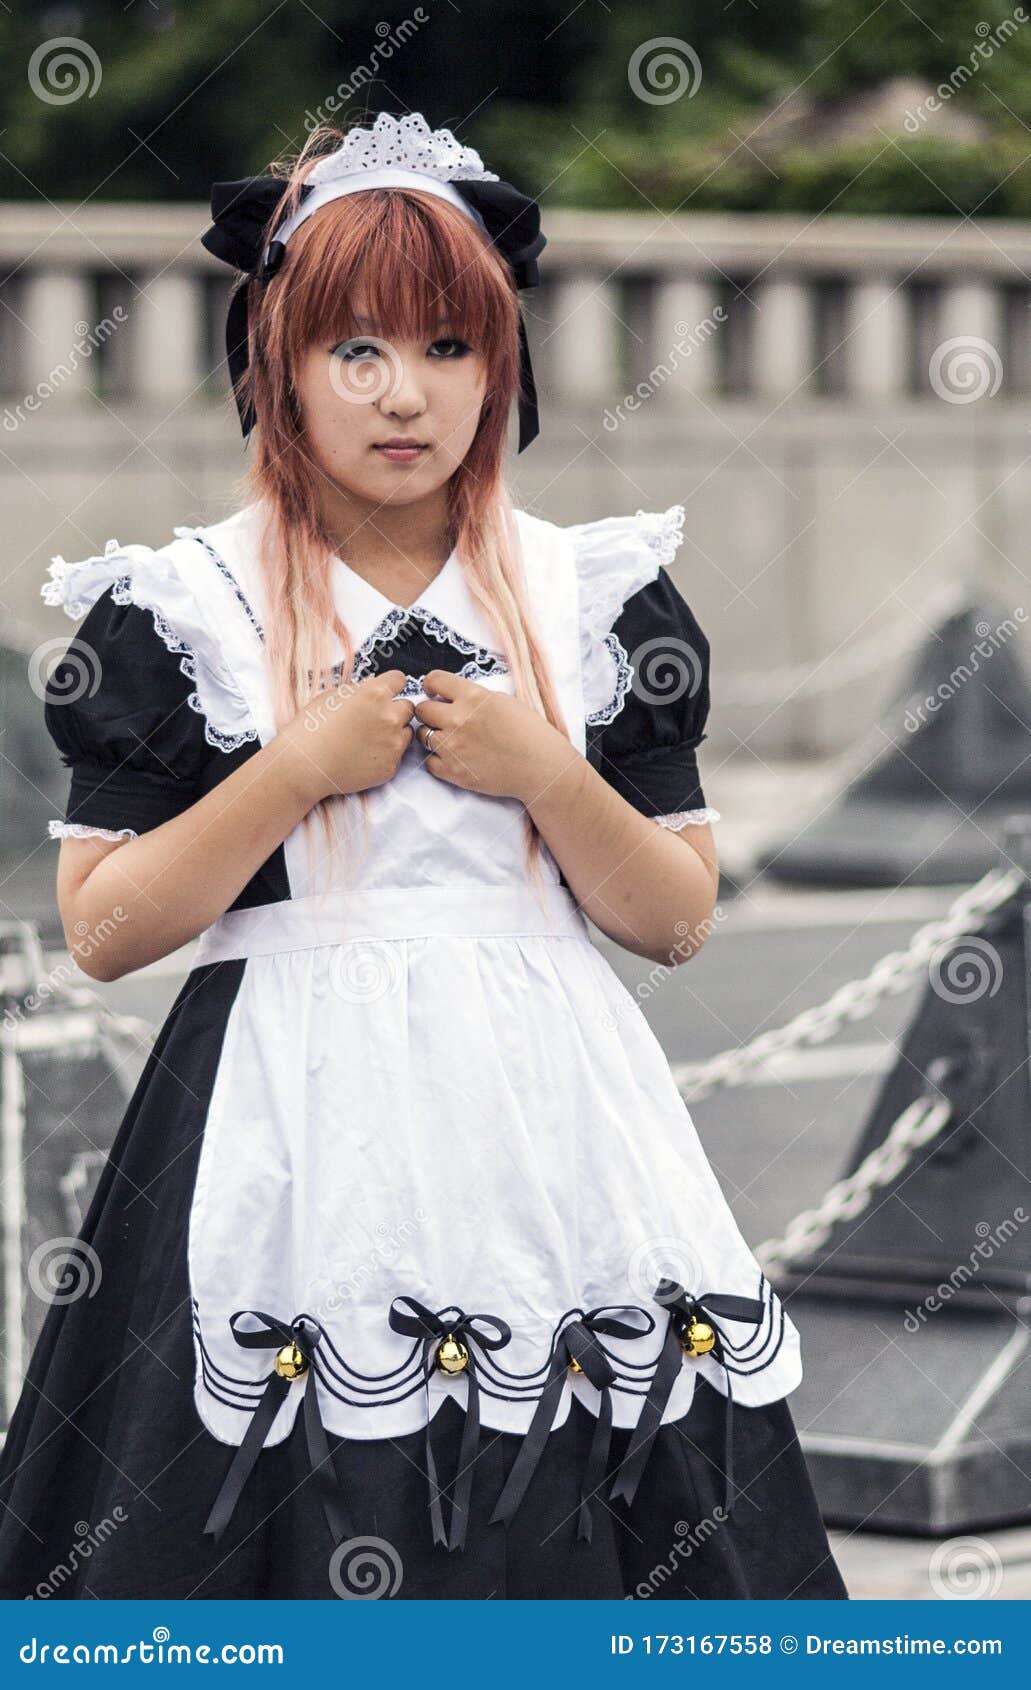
[331,338,383,361]
[428,338,472,359]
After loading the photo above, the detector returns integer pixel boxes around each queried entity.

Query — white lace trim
[586,632,633,727]
[306,112,498,187]
[654,808,721,829]
[42,537,258,755]
[350,603,509,690]
[568,505,687,726]
[48,820,138,842]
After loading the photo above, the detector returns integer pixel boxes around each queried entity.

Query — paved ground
[6,756,1030,1599]
[826,1525,1031,1601]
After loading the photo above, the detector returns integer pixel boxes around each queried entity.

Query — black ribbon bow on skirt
[388,1296,512,1553]
[490,1308,655,1544]
[199,172,546,452]
[609,1279,767,1521]
[202,1310,354,1549]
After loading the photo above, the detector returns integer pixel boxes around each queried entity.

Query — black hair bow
[199,169,545,451]
[202,1309,353,1549]
[388,1296,512,1552]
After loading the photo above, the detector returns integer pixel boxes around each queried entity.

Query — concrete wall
[4,204,1031,758]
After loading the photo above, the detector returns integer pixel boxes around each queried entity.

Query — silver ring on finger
[424,726,436,754]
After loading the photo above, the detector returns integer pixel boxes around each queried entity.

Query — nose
[379,354,427,424]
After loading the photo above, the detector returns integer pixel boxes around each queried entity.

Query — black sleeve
[585,566,712,817]
[45,586,209,835]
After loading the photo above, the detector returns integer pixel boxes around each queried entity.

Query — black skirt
[0,961,848,1601]
[0,1317,847,1600]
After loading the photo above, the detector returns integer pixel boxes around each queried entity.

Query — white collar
[197,499,507,656]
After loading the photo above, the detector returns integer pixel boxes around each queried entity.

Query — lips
[373,440,428,462]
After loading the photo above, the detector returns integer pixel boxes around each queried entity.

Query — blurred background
[3,0,1031,1599]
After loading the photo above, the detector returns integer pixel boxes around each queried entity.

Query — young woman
[0,112,848,1601]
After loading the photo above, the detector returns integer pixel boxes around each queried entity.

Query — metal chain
[678,863,1022,1103]
[35,862,1024,1068]
[754,1092,953,1274]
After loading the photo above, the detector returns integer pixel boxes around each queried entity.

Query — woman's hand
[411,669,571,803]
[282,668,415,804]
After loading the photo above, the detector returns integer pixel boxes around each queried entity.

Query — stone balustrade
[4,205,1031,758]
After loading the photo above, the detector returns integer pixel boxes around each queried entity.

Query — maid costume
[0,114,847,1601]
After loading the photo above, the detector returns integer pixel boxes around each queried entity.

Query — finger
[411,697,451,728]
[373,668,408,693]
[422,668,466,699]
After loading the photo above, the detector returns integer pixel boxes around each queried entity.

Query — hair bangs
[281,188,515,366]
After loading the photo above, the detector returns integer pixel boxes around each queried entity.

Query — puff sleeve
[586,569,719,827]
[43,585,209,841]
[571,503,720,831]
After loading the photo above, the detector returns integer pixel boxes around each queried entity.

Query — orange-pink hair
[231,124,569,896]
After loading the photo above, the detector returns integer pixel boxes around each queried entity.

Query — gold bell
[437,1333,469,1375]
[273,1341,309,1380]
[569,1357,583,1374]
[681,1318,716,1358]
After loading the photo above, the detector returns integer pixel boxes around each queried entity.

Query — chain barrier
[23,861,1026,1071]
[678,864,1022,1104]
[754,1092,954,1274]
[7,854,1026,1280]
[706,863,1022,1275]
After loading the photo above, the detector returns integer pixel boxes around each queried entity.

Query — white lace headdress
[200,110,547,451]
[265,112,497,259]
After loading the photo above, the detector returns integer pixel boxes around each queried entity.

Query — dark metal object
[778,822,1031,1530]
[759,598,1031,886]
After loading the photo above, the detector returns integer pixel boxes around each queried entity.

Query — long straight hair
[232,125,569,897]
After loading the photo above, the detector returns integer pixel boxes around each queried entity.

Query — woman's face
[295,295,488,507]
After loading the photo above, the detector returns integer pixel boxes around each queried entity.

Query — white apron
[44,498,802,1537]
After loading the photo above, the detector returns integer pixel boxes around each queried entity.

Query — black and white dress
[0,498,848,1600]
